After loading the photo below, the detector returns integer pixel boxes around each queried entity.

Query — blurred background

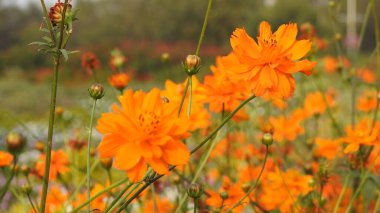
[0,0,378,122]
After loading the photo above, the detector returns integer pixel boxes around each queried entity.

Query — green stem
[115,183,144,213]
[333,174,351,213]
[87,99,97,212]
[104,182,133,213]
[71,177,129,213]
[226,145,269,212]
[193,198,197,213]
[39,1,70,212]
[195,0,213,56]
[0,158,17,202]
[39,0,56,44]
[178,77,190,117]
[151,184,157,213]
[28,193,39,213]
[374,191,380,213]
[187,76,193,117]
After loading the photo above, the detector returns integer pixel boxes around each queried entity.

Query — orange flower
[81,52,100,75]
[340,118,380,153]
[0,150,13,167]
[97,88,191,181]
[162,78,210,131]
[44,186,67,213]
[357,90,378,112]
[204,57,249,112]
[35,150,69,180]
[143,196,174,213]
[73,184,107,211]
[206,177,248,212]
[221,21,316,99]
[314,137,342,160]
[323,56,350,73]
[303,91,335,118]
[259,168,313,212]
[357,68,376,84]
[269,109,305,142]
[108,72,131,91]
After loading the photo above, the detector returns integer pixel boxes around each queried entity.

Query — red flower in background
[81,52,100,76]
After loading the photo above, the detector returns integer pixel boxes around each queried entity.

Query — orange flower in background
[81,52,100,75]
[108,72,131,91]
[357,68,376,84]
[269,108,305,142]
[221,21,316,99]
[206,177,248,212]
[323,56,350,73]
[97,88,191,181]
[0,150,13,167]
[340,118,380,153]
[44,186,67,213]
[35,149,69,180]
[314,137,342,160]
[357,90,378,112]
[143,196,174,213]
[162,78,210,131]
[204,56,249,112]
[259,168,313,212]
[73,184,107,211]
[303,91,335,118]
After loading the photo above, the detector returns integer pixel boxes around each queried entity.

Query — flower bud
[261,133,273,146]
[100,158,113,170]
[55,106,64,118]
[35,141,45,152]
[21,184,32,195]
[184,55,201,75]
[241,183,250,193]
[88,83,105,100]
[187,183,204,199]
[6,132,26,153]
[220,191,229,200]
[20,165,30,176]
[48,2,72,26]
[161,52,170,63]
[334,33,342,41]
[90,148,97,157]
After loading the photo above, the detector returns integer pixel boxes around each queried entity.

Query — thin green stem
[226,145,269,212]
[374,191,380,213]
[39,0,56,44]
[28,193,39,213]
[87,99,97,212]
[193,198,197,213]
[104,182,133,213]
[151,184,157,213]
[187,76,193,117]
[195,0,213,56]
[178,78,190,117]
[0,158,17,202]
[333,174,350,213]
[39,1,70,212]
[71,177,129,213]
[115,183,145,213]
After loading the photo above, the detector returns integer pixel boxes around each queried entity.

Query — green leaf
[28,41,48,46]
[60,49,69,61]
[42,36,52,43]
[39,27,50,33]
[68,50,80,55]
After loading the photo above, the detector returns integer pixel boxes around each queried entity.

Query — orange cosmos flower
[44,186,67,213]
[97,88,191,181]
[340,118,380,153]
[162,78,210,131]
[303,91,335,118]
[206,177,248,212]
[357,68,376,84]
[0,150,13,167]
[357,90,378,112]
[72,184,107,211]
[259,168,313,212]
[143,196,174,213]
[35,149,69,180]
[323,56,350,73]
[221,21,316,99]
[204,56,249,112]
[314,137,342,160]
[269,108,305,142]
[108,72,131,92]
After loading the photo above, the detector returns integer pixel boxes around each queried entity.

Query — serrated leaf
[60,49,69,61]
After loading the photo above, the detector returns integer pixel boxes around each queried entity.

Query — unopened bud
[241,183,250,193]
[20,165,30,176]
[35,141,45,152]
[55,106,64,118]
[6,132,26,153]
[100,158,113,170]
[21,184,32,195]
[187,183,204,199]
[161,52,170,63]
[261,133,273,146]
[334,33,342,41]
[88,83,105,100]
[184,55,201,75]
[220,191,229,200]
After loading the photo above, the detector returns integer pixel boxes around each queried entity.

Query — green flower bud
[187,183,204,199]
[184,55,201,75]
[261,133,273,146]
[88,83,105,100]
[6,132,26,153]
